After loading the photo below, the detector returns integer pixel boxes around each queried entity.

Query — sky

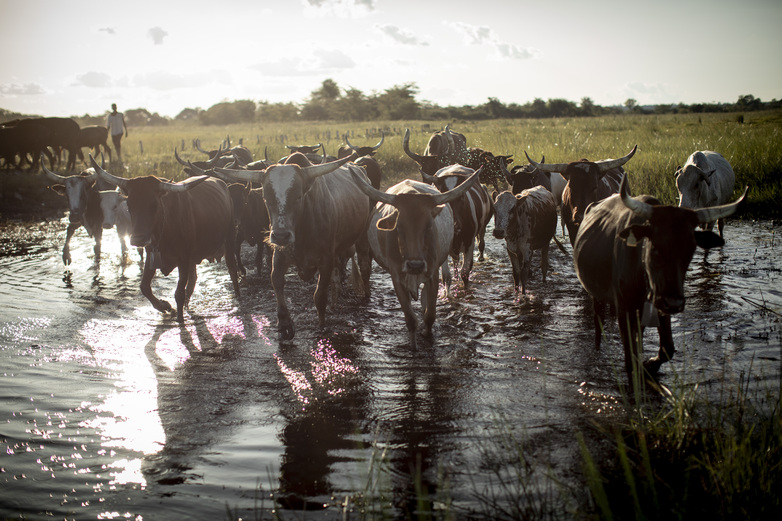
[0,0,780,119]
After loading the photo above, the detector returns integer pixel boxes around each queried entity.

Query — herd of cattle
[35,124,747,383]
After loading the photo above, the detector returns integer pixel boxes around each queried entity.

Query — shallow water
[0,215,779,520]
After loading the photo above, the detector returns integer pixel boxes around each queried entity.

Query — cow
[214,154,372,340]
[464,148,514,191]
[338,132,384,159]
[402,126,468,177]
[4,117,80,170]
[278,143,335,165]
[89,156,240,323]
[98,189,144,261]
[421,165,493,290]
[526,145,637,245]
[573,174,747,381]
[492,187,559,294]
[502,156,567,202]
[76,125,112,163]
[223,181,270,276]
[675,150,736,238]
[195,137,253,165]
[347,168,481,348]
[42,155,110,265]
[174,147,235,175]
[0,123,54,170]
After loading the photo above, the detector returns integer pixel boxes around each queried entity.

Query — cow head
[42,155,98,223]
[214,154,355,249]
[403,126,468,176]
[90,155,208,247]
[349,167,481,275]
[674,163,715,209]
[618,175,747,314]
[338,131,384,159]
[98,190,126,229]
[503,156,552,195]
[492,191,517,240]
[527,145,637,228]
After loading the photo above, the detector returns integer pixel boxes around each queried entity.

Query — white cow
[98,190,143,261]
[675,151,736,238]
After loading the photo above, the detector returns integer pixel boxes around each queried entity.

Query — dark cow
[675,150,736,238]
[195,138,253,166]
[42,156,106,265]
[464,148,513,191]
[421,165,492,290]
[348,169,481,347]
[90,156,240,323]
[353,156,382,190]
[215,155,372,340]
[492,187,558,294]
[175,147,235,175]
[0,123,54,170]
[225,182,270,276]
[277,143,336,165]
[76,126,112,163]
[402,125,469,176]
[338,132,384,159]
[4,117,80,170]
[573,174,747,380]
[526,145,637,245]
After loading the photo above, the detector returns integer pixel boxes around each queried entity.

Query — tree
[580,97,596,117]
[310,78,341,102]
[624,98,638,112]
[376,83,420,120]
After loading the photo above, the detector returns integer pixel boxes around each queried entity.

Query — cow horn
[695,186,748,225]
[525,151,568,173]
[596,144,638,173]
[41,154,66,182]
[420,169,436,184]
[344,133,359,152]
[214,166,264,185]
[444,125,455,155]
[373,131,385,150]
[402,128,424,162]
[89,154,127,191]
[619,173,653,220]
[174,148,188,166]
[161,175,209,193]
[348,169,397,206]
[301,154,354,181]
[500,158,513,183]
[431,167,482,205]
[195,138,209,155]
[264,146,270,162]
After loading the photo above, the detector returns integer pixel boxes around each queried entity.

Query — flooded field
[0,212,779,520]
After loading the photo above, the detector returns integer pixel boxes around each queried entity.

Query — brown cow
[348,168,481,348]
[421,165,493,290]
[402,125,468,176]
[574,174,747,381]
[76,125,112,163]
[338,131,384,159]
[90,156,240,323]
[215,154,372,340]
[526,145,637,245]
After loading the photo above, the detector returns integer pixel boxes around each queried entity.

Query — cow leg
[184,264,198,307]
[62,222,79,265]
[271,251,295,340]
[392,277,418,348]
[477,228,487,262]
[440,259,452,297]
[507,247,521,292]
[92,227,103,262]
[314,257,335,327]
[235,230,247,277]
[618,308,643,380]
[645,313,675,375]
[461,241,476,290]
[421,274,439,338]
[355,232,372,298]
[223,232,240,297]
[140,255,173,316]
[173,264,193,323]
[540,244,550,283]
[592,298,606,348]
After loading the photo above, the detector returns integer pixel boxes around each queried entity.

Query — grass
[99,110,782,219]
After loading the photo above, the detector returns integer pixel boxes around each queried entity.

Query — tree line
[1,79,778,128]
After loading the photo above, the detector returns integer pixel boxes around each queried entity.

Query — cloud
[375,24,429,46]
[251,49,355,77]
[0,83,46,96]
[147,26,168,45]
[132,70,230,91]
[98,27,115,35]
[73,72,113,88]
[302,0,376,18]
[446,21,537,60]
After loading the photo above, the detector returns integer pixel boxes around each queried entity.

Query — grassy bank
[2,111,781,220]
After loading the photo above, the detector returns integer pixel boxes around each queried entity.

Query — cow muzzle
[655,295,685,315]
[269,230,294,247]
[493,228,505,240]
[403,259,427,275]
[130,234,151,248]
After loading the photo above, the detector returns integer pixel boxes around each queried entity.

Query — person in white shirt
[106,103,128,164]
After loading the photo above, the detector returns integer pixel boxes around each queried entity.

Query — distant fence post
[139,140,144,155]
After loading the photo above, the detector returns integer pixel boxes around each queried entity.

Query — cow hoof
[643,357,663,376]
[278,322,295,341]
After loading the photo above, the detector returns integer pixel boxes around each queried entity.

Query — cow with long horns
[573,174,747,380]
[526,145,637,245]
[348,168,481,348]
[89,156,240,323]
[338,131,384,159]
[214,154,372,340]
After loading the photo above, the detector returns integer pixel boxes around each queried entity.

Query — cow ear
[50,184,66,196]
[695,230,724,249]
[376,212,398,231]
[618,224,651,247]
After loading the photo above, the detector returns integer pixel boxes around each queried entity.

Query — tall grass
[117,111,782,218]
